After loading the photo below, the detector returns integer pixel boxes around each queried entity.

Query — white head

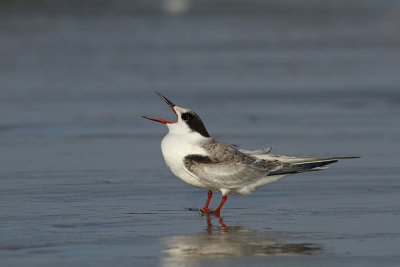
[142,92,211,139]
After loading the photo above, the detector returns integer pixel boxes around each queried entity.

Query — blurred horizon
[1,0,399,103]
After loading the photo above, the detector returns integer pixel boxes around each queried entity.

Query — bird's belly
[161,135,208,189]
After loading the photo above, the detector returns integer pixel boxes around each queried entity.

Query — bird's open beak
[142,92,177,124]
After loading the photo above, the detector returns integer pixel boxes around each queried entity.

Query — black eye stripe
[181,113,189,120]
[181,111,210,138]
[181,113,194,121]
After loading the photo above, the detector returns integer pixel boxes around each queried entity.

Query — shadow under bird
[142,92,359,214]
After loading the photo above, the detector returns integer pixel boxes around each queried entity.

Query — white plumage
[143,92,358,214]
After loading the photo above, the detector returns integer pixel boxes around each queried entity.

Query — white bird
[142,92,358,214]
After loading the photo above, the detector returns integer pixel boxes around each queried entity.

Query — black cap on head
[180,111,210,138]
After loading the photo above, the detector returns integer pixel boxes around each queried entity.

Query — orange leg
[211,194,227,214]
[200,190,213,212]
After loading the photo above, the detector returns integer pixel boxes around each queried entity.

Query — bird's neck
[165,130,211,146]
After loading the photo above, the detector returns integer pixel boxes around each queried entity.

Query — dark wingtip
[335,156,361,159]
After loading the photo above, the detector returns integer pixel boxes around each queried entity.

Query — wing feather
[183,142,282,188]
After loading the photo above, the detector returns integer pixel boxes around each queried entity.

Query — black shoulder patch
[185,154,213,163]
[184,154,216,171]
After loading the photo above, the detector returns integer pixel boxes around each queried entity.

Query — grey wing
[239,146,272,155]
[183,143,282,188]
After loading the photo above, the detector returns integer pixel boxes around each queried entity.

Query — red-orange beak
[142,92,177,124]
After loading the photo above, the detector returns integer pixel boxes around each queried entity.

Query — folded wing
[183,143,282,189]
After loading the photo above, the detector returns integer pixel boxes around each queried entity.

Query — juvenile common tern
[142,92,358,214]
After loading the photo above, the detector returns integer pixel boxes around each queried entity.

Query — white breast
[161,132,209,189]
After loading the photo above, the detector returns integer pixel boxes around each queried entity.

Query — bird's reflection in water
[161,213,322,266]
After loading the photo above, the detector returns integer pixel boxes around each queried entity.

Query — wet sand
[1,1,400,266]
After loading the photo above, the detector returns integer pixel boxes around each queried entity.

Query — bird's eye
[181,113,189,121]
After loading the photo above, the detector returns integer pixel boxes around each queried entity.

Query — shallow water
[1,0,400,266]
